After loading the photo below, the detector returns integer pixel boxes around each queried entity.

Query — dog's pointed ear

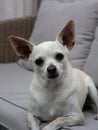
[56,20,75,51]
[9,35,34,59]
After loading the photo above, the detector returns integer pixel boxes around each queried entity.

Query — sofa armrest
[0,16,36,63]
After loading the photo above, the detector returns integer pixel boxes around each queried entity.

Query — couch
[0,16,36,130]
[0,0,98,130]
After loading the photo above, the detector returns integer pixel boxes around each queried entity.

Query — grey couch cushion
[0,63,33,108]
[0,63,32,130]
[84,25,98,87]
[30,0,98,70]
[0,99,28,130]
[0,65,98,130]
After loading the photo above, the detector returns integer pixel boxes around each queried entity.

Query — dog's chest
[31,85,71,121]
[32,97,64,121]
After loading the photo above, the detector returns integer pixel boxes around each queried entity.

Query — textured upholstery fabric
[0,16,35,63]
[0,63,33,130]
[30,0,98,70]
[84,26,98,87]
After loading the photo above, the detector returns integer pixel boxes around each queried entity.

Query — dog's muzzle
[47,65,59,79]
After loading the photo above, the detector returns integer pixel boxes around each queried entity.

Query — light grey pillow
[30,0,98,70]
[84,25,98,87]
[19,0,98,71]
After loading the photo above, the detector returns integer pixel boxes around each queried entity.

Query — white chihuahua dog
[9,20,98,130]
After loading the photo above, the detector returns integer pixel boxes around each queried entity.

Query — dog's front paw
[42,122,70,130]
[28,123,40,130]
[42,126,71,130]
[42,115,84,130]
[42,126,56,130]
[28,122,40,130]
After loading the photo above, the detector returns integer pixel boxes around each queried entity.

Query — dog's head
[9,20,75,80]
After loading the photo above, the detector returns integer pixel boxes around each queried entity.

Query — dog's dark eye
[55,53,64,61]
[35,58,44,66]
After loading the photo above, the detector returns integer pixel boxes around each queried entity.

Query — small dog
[9,20,98,130]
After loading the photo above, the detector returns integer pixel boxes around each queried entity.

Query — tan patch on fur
[73,68,87,89]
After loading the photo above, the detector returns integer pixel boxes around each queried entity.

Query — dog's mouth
[48,73,59,79]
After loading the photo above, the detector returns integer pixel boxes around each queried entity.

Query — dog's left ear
[56,20,75,51]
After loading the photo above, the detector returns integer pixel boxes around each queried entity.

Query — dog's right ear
[9,36,34,60]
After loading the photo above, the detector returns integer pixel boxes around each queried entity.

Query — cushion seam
[83,24,98,70]
[0,96,27,111]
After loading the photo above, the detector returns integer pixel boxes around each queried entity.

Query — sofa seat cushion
[0,99,28,130]
[0,63,33,108]
[1,64,98,130]
[0,63,32,130]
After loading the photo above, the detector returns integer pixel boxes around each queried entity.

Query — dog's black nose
[47,65,57,74]
[47,65,59,79]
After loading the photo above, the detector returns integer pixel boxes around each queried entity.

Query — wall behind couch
[0,0,41,20]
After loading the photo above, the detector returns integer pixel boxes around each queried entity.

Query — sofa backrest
[29,0,98,87]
